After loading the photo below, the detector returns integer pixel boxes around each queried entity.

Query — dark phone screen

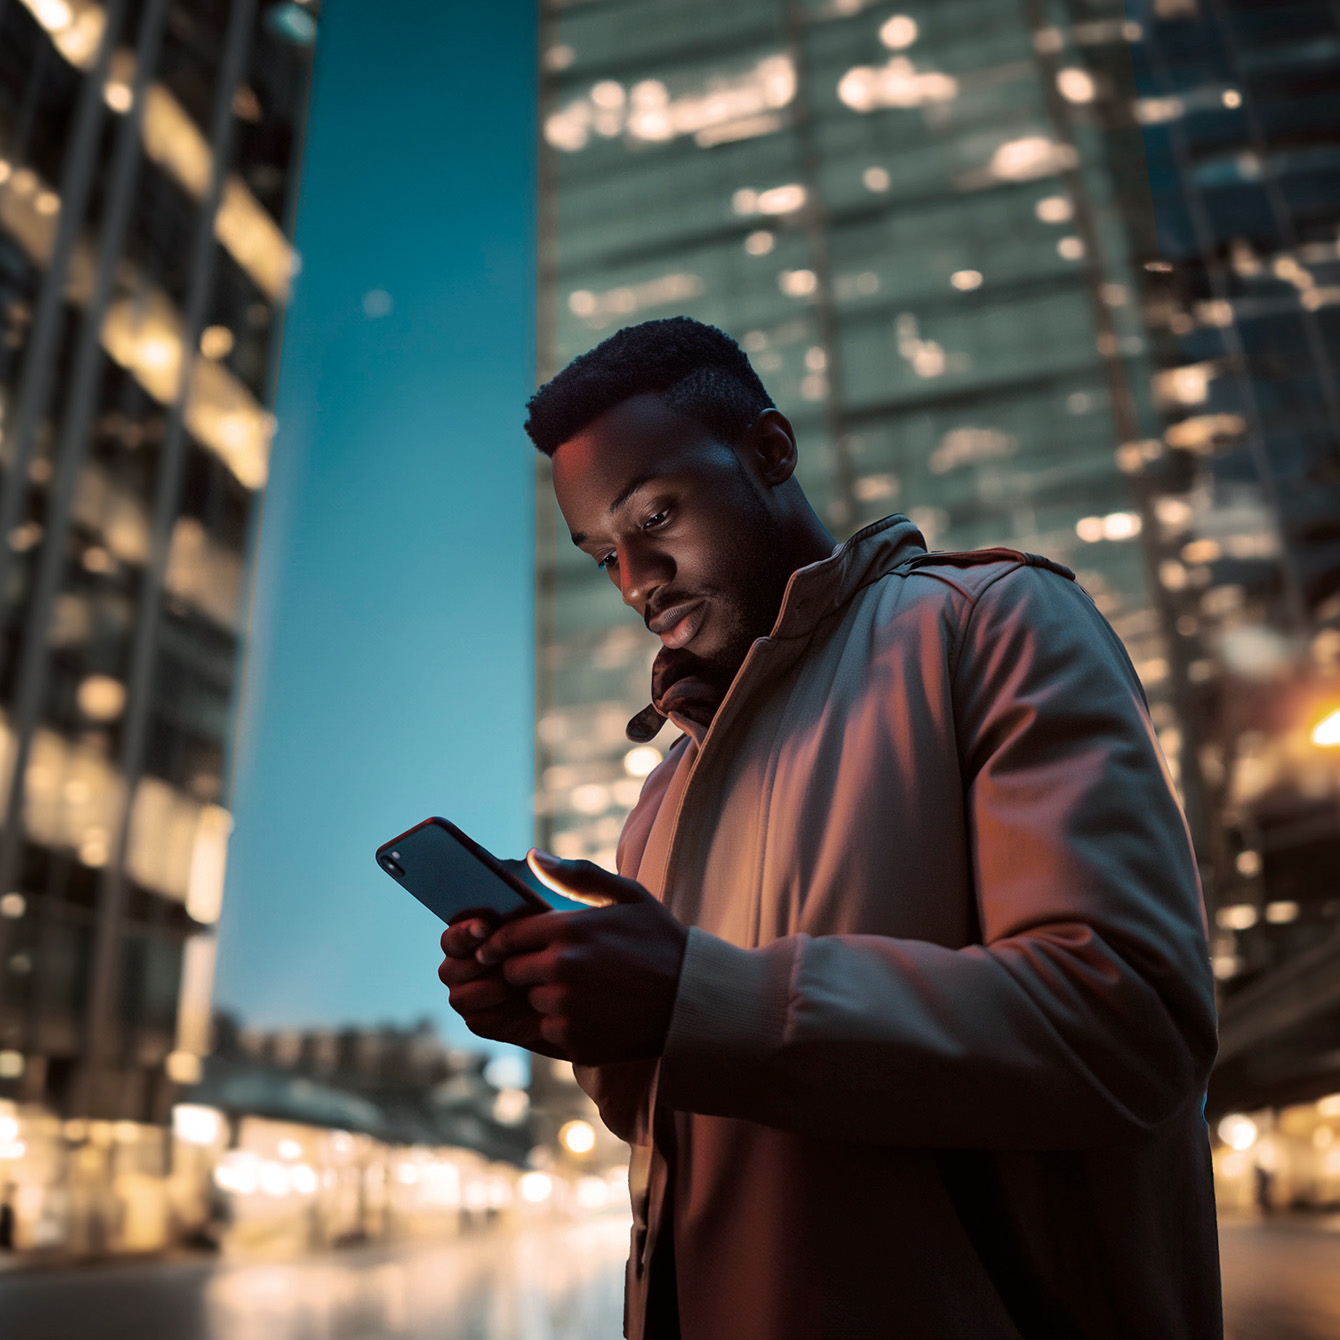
[378,820,538,923]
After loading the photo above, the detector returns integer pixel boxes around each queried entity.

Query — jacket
[579,514,1222,1340]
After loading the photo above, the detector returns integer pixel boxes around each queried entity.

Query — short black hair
[524,315,773,456]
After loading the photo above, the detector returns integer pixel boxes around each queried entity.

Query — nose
[616,537,673,614]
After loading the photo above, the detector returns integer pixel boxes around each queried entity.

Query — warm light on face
[1311,707,1340,746]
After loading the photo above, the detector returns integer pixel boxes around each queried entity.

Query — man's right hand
[438,917,567,1058]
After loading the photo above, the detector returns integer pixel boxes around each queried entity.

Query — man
[439,316,1222,1339]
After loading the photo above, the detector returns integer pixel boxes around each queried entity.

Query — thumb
[527,848,652,908]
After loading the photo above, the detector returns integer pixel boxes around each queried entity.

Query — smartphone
[376,817,551,924]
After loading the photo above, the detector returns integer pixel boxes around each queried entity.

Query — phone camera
[380,854,405,877]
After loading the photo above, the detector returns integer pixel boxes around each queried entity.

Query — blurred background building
[0,0,313,1127]
[533,0,1340,1168]
[0,0,1335,1275]
[1125,0,1340,1133]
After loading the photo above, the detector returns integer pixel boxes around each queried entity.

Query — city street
[1220,1214,1340,1340]
[0,1211,1337,1339]
[0,1213,630,1340]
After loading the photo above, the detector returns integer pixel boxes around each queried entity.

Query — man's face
[550,393,795,722]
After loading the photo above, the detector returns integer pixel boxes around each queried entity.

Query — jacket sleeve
[656,565,1219,1149]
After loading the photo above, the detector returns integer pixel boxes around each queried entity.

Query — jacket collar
[625,515,927,743]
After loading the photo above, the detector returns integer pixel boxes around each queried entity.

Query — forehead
[550,393,728,506]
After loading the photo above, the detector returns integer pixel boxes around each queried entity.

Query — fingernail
[530,848,560,869]
[475,946,497,965]
[467,921,486,941]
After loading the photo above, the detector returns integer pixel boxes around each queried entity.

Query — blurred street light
[1310,707,1340,747]
[559,1119,596,1155]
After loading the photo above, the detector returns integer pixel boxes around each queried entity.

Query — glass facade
[1127,0,1340,995]
[0,0,314,1121]
[1123,0,1340,1111]
[536,0,1340,1112]
[535,0,1183,873]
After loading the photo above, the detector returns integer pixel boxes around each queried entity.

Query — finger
[527,850,652,907]
[448,976,518,1014]
[475,910,576,965]
[539,1014,571,1051]
[501,948,562,989]
[441,918,493,957]
[437,954,496,987]
[525,984,566,1017]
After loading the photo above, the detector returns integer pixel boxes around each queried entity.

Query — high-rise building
[1121,0,1340,1115]
[533,0,1340,1118]
[534,0,1187,868]
[0,0,315,1123]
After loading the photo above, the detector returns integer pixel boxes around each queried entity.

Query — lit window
[199,325,235,359]
[878,14,918,48]
[733,183,807,217]
[76,674,126,721]
[778,269,817,297]
[838,57,957,112]
[566,273,703,327]
[570,784,610,816]
[1035,195,1072,223]
[1055,68,1095,104]
[1216,904,1258,932]
[989,136,1076,182]
[624,746,661,777]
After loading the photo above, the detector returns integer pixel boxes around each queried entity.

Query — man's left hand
[473,850,688,1065]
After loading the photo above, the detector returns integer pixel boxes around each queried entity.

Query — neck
[776,489,837,574]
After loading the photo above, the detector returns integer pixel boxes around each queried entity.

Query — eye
[597,551,618,571]
[644,507,671,531]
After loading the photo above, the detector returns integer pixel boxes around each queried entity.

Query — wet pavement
[0,1213,630,1340]
[1,1210,1337,1339]
[1220,1213,1340,1340]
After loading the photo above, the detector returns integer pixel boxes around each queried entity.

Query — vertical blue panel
[214,2,537,1045]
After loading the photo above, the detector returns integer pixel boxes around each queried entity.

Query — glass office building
[1124,0,1340,1113]
[0,0,313,1123]
[535,0,1188,870]
[535,0,1340,1115]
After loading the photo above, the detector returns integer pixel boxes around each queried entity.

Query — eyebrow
[569,471,663,547]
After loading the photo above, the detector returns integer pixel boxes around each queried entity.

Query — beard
[649,475,793,731]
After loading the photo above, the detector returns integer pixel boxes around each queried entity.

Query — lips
[648,600,707,650]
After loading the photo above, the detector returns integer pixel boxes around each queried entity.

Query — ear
[741,409,798,487]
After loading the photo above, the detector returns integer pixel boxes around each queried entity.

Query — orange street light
[1313,707,1340,747]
